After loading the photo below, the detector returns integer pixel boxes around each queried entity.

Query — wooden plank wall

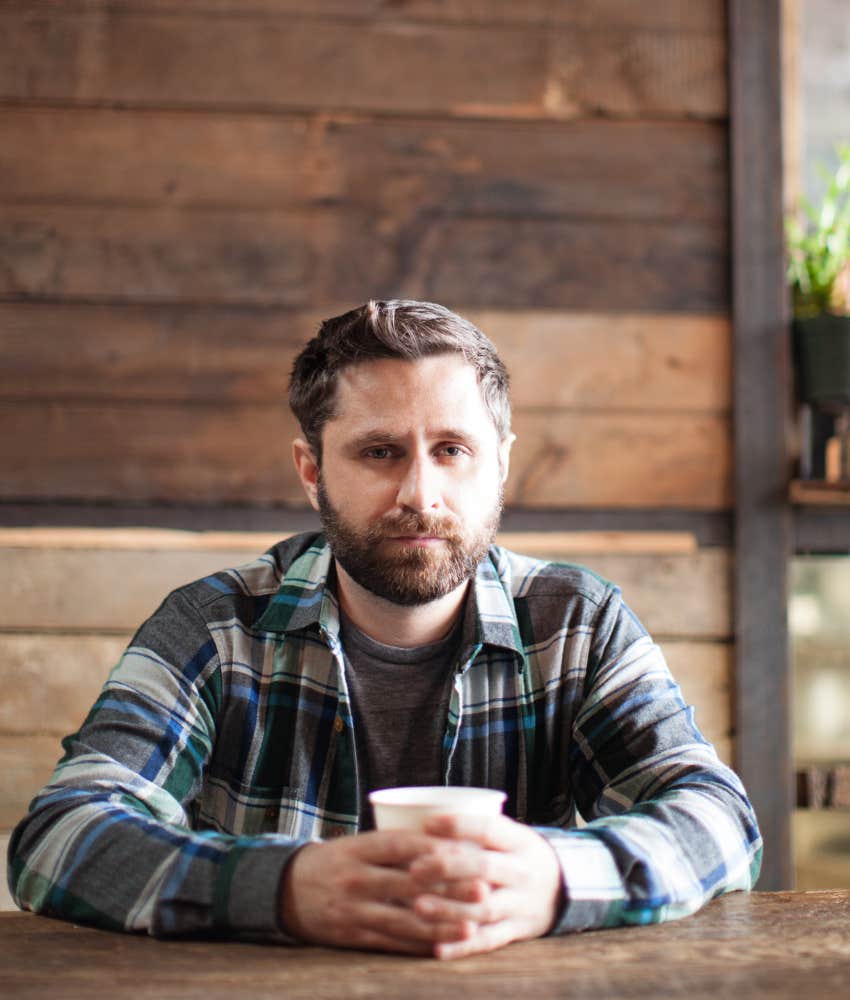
[0,0,731,508]
[0,2,737,904]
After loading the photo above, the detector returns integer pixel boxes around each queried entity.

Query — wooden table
[2,891,849,999]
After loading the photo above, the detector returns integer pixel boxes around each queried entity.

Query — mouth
[386,535,447,547]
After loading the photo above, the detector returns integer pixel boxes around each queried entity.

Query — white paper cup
[369,786,507,831]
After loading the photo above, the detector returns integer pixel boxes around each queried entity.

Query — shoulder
[154,532,324,622]
[490,545,615,607]
[488,545,647,644]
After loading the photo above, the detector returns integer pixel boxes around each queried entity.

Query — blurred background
[0,0,847,902]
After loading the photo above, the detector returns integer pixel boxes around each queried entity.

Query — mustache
[366,510,463,542]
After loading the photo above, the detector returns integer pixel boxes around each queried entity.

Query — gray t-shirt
[339,611,462,829]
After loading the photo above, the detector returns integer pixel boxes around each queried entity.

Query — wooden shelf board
[791,480,850,506]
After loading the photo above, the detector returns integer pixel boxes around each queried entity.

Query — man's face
[303,354,511,606]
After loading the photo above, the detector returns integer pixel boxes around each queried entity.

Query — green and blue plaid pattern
[8,533,762,939]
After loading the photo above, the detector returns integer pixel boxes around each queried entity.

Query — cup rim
[368,786,507,808]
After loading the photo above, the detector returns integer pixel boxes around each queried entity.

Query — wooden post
[729,0,794,889]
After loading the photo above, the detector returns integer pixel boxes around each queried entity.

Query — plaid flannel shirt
[8,532,762,939]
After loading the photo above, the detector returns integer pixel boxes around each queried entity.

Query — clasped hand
[279,814,563,959]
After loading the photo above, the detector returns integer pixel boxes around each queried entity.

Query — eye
[363,446,394,460]
[438,444,467,458]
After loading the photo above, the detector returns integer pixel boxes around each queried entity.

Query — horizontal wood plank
[0,633,127,736]
[569,550,732,640]
[0,401,731,508]
[663,641,731,760]
[0,527,698,555]
[0,543,731,638]
[2,2,725,33]
[510,411,731,509]
[0,734,64,828]
[0,303,731,411]
[490,312,730,412]
[0,10,726,118]
[0,206,727,312]
[0,108,727,224]
[790,479,850,506]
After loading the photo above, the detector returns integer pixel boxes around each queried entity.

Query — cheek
[336,477,397,520]
[450,463,502,512]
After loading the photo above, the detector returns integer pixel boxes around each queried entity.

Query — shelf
[791,480,850,506]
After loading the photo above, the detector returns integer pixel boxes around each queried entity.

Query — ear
[498,432,516,485]
[292,438,321,511]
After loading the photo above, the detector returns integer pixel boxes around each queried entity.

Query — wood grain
[0,109,727,222]
[0,527,698,554]
[729,0,792,891]
[0,205,727,312]
[2,2,726,33]
[0,9,726,118]
[0,633,128,736]
[0,542,731,638]
[0,734,62,828]
[5,892,850,999]
[0,401,730,508]
[509,411,731,509]
[0,303,731,411]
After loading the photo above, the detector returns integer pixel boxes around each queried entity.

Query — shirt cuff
[533,826,625,934]
[217,837,310,942]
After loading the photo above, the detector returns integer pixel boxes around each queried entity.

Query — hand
[278,830,485,955]
[408,814,564,960]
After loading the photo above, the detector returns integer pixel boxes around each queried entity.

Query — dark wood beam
[729,0,794,889]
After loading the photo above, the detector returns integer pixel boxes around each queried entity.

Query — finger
[410,844,523,887]
[340,926,436,956]
[355,898,478,945]
[432,877,490,904]
[433,919,516,961]
[352,829,445,866]
[423,813,528,851]
[340,861,428,903]
[414,887,514,928]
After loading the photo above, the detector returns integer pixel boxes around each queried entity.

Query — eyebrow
[346,428,483,451]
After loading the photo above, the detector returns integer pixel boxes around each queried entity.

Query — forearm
[8,785,306,940]
[536,755,763,934]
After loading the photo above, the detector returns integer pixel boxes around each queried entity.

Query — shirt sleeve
[536,584,763,934]
[6,587,305,941]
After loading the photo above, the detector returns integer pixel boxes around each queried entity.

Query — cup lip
[368,786,507,808]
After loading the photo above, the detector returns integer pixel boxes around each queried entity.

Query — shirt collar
[255,536,525,659]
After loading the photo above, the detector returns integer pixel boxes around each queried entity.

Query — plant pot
[793,314,850,408]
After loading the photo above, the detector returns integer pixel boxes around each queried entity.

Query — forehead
[328,354,495,437]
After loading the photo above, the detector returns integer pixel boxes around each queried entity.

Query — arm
[389,587,763,956]
[7,588,300,940]
[7,585,489,954]
[542,620,763,934]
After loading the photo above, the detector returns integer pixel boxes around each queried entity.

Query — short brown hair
[288,300,511,458]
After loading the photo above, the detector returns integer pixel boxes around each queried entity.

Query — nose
[395,453,442,513]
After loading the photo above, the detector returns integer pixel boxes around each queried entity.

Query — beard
[316,479,503,606]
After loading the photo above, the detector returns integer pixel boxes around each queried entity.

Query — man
[8,300,762,959]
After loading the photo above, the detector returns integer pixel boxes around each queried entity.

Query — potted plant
[786,143,850,410]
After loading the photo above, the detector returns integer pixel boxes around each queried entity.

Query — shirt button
[264,806,279,822]
[327,825,345,838]
[334,716,345,734]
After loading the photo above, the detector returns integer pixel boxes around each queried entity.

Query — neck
[334,563,468,647]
